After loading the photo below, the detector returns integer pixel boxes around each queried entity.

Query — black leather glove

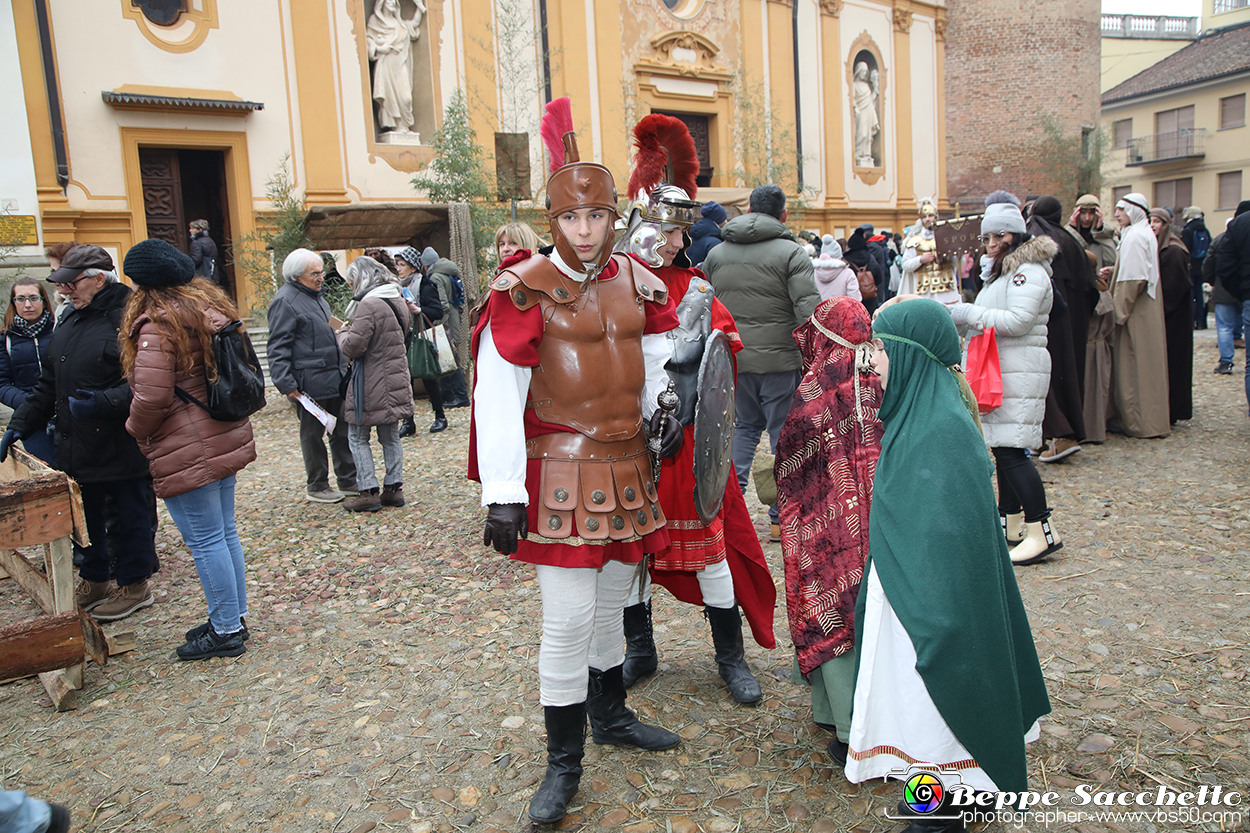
[483,503,528,555]
[0,429,20,463]
[649,408,684,459]
[67,389,98,421]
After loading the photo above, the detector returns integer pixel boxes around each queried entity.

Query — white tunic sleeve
[473,323,531,507]
[641,332,672,420]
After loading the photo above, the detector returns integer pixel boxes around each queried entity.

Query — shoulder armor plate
[616,254,669,305]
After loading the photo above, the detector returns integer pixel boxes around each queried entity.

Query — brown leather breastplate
[488,254,671,543]
[491,254,668,442]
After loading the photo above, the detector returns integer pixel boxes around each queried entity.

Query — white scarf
[344,282,402,322]
[1115,194,1160,299]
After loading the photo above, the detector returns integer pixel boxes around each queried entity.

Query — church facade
[6,0,947,314]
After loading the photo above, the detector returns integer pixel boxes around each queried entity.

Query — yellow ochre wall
[1102,77,1250,228]
[16,0,947,310]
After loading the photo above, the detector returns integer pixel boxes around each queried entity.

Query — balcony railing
[1101,13,1199,39]
[1126,128,1207,166]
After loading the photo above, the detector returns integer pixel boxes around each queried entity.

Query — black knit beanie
[123,238,195,288]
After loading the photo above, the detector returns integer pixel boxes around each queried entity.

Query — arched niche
[846,32,886,185]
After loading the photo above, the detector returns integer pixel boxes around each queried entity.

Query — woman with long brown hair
[0,278,56,463]
[119,239,257,661]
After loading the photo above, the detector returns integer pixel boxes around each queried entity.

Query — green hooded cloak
[860,299,1050,794]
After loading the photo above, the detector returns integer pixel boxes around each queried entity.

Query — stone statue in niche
[367,0,426,143]
[852,61,880,168]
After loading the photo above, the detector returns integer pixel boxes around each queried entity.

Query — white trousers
[536,559,636,706]
[625,557,736,610]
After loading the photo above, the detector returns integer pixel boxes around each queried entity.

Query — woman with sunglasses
[0,279,56,463]
[944,196,1064,566]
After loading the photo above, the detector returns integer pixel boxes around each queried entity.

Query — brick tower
[944,0,1102,208]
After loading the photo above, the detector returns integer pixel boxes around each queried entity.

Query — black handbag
[175,321,266,421]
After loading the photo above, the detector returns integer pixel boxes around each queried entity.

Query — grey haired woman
[337,256,413,512]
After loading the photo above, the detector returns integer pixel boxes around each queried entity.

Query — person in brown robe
[1150,208,1194,423]
[1107,194,1170,439]
[1066,195,1118,442]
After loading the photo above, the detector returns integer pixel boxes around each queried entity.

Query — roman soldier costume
[468,98,684,826]
[614,114,777,706]
[900,198,960,303]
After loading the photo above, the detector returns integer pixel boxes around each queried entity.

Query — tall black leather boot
[528,703,586,824]
[705,605,763,704]
[622,601,658,689]
[586,665,680,750]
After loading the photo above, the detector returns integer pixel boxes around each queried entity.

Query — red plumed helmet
[628,114,699,202]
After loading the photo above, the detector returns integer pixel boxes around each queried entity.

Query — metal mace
[650,381,680,485]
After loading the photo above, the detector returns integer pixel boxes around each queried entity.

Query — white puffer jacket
[958,235,1057,449]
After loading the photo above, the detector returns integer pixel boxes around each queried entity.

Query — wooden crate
[0,446,116,710]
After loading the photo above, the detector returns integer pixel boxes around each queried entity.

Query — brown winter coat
[126,305,256,499]
[337,293,413,425]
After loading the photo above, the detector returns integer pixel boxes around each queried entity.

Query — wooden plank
[0,489,74,550]
[78,609,109,667]
[38,668,78,711]
[0,548,52,613]
[44,536,75,613]
[105,630,137,656]
[0,445,36,482]
[67,477,89,547]
[0,612,83,679]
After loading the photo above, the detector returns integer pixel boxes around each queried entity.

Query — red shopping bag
[965,326,1003,414]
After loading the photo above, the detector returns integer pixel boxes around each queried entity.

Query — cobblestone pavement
[1,331,1247,833]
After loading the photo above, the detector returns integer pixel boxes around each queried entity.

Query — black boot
[705,605,763,704]
[622,601,658,688]
[528,703,586,824]
[586,665,680,750]
[398,416,416,437]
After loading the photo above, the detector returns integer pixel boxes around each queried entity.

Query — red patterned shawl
[775,298,883,677]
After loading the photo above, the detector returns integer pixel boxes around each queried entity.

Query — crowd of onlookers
[3,192,1244,649]
[5,185,1248,832]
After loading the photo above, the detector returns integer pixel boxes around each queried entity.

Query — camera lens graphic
[903,772,945,814]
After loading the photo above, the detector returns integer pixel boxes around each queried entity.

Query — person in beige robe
[1106,194,1170,439]
[1066,194,1118,442]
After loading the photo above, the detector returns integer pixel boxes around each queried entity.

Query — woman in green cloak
[845,299,1050,831]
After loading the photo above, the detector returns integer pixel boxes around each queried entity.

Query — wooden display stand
[0,446,127,710]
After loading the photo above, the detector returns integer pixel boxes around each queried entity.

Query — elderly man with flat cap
[1,245,158,621]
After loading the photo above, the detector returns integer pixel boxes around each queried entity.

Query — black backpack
[175,321,267,421]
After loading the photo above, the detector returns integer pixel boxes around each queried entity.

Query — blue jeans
[0,790,51,833]
[1215,303,1242,367]
[731,370,801,523]
[163,474,247,636]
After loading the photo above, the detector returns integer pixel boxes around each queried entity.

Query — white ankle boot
[1000,512,1025,545]
[1009,516,1062,565]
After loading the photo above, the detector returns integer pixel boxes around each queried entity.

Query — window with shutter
[1220,95,1245,130]
[1114,119,1132,148]
[1219,171,1243,210]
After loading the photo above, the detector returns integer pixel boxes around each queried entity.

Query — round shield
[692,330,735,526]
